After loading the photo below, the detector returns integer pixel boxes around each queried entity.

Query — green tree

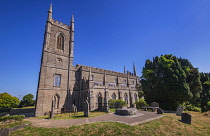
[0,92,20,108]
[18,94,35,108]
[200,72,210,112]
[141,54,202,110]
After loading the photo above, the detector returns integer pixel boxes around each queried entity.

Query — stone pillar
[103,97,110,113]
[50,99,54,119]
[84,100,89,117]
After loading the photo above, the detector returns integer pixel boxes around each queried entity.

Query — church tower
[35,4,74,116]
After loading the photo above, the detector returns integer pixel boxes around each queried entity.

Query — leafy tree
[135,98,148,109]
[200,72,210,112]
[0,92,20,108]
[141,54,202,110]
[18,94,35,108]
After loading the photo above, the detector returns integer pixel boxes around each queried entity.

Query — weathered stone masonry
[35,4,140,117]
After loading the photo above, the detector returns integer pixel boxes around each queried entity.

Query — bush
[206,101,210,111]
[108,99,127,108]
[180,102,201,112]
[0,115,25,122]
[135,98,148,109]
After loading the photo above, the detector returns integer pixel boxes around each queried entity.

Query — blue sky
[0,0,210,99]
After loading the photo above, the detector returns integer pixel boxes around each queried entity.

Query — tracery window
[57,34,64,50]
[112,93,116,100]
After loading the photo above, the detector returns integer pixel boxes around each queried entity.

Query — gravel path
[25,111,164,128]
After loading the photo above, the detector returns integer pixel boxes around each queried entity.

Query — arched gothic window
[57,34,64,50]
[112,93,116,100]
[134,93,138,102]
[53,94,60,109]
[124,93,128,104]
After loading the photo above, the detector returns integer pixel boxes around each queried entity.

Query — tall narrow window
[124,93,128,104]
[92,75,94,81]
[57,34,64,50]
[54,74,61,86]
[115,78,118,84]
[112,93,116,100]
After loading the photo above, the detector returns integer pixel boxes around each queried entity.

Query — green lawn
[0,121,30,130]
[3,111,210,136]
[33,110,114,120]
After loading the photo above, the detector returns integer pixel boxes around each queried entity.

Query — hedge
[0,115,25,122]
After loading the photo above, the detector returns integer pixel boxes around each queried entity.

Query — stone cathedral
[35,4,140,116]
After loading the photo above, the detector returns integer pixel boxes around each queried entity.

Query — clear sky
[0,0,210,99]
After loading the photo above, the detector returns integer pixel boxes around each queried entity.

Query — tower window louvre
[57,34,64,50]
[54,74,61,87]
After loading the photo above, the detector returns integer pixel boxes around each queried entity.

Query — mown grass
[34,110,113,120]
[13,106,35,109]
[0,121,30,129]
[10,111,210,136]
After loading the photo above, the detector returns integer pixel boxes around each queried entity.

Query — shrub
[108,99,127,108]
[206,101,210,111]
[180,102,201,112]
[0,115,25,122]
[135,98,148,109]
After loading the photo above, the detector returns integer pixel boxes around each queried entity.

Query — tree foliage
[18,94,35,108]
[200,72,210,112]
[135,98,148,109]
[0,92,20,109]
[141,54,202,110]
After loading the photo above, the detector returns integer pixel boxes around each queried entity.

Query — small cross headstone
[157,108,164,114]
[181,113,192,124]
[84,100,89,117]
[176,106,184,116]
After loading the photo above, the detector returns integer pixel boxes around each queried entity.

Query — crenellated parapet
[76,64,138,79]
[50,19,70,30]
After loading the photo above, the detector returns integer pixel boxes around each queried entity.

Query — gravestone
[50,100,55,119]
[151,102,159,112]
[115,108,137,116]
[133,104,136,108]
[181,113,192,124]
[157,108,164,114]
[84,100,89,117]
[176,106,184,116]
[72,105,77,115]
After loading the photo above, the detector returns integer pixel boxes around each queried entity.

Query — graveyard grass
[34,110,115,120]
[8,111,210,136]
